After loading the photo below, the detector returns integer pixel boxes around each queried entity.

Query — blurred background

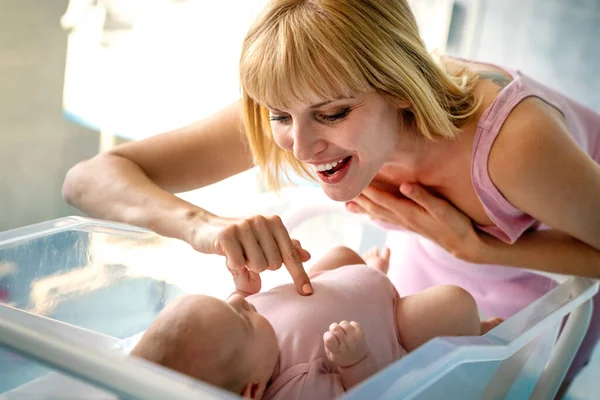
[2,0,600,233]
[0,0,599,397]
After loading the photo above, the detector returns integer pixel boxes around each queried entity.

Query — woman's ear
[396,100,411,109]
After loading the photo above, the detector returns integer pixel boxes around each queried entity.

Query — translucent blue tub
[0,202,596,399]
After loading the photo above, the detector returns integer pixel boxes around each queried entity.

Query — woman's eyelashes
[269,107,352,124]
[269,114,289,123]
[321,107,351,123]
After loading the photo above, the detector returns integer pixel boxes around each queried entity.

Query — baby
[131,246,502,399]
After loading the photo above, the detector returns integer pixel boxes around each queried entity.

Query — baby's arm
[323,321,378,390]
[395,285,482,351]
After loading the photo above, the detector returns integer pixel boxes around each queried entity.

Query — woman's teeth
[315,159,345,172]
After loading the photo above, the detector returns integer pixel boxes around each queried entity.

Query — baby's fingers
[330,322,349,339]
[339,320,353,334]
[349,321,363,336]
[323,331,340,353]
[292,239,311,262]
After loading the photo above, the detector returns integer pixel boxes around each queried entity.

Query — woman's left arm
[483,99,600,277]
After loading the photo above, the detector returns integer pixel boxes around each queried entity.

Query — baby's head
[131,294,279,399]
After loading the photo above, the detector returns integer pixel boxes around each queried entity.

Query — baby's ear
[241,381,266,399]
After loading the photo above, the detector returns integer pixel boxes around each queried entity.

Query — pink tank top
[472,63,600,244]
[378,62,600,283]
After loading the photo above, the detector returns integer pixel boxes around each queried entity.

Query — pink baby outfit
[384,61,600,381]
[248,265,407,400]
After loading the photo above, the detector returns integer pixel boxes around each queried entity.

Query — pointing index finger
[272,225,313,295]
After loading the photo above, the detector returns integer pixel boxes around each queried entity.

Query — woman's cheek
[271,125,293,151]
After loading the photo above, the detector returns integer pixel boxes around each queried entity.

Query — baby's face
[132,293,279,395]
[221,294,279,382]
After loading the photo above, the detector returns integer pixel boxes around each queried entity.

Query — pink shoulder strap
[471,77,540,244]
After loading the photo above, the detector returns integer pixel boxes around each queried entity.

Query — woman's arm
[485,98,600,277]
[62,100,313,295]
[476,230,600,277]
[62,100,252,241]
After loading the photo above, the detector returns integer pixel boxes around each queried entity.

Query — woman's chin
[320,184,363,203]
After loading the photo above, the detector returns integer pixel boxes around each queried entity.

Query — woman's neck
[383,121,477,188]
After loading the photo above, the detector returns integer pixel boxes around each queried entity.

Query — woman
[62,0,600,391]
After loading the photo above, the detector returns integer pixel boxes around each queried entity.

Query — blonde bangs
[240,3,371,111]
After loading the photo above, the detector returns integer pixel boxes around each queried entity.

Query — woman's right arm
[62,101,313,295]
[62,101,251,243]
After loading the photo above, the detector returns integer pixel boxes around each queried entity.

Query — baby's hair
[239,0,481,189]
[130,296,248,393]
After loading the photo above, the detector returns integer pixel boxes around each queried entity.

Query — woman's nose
[291,122,327,161]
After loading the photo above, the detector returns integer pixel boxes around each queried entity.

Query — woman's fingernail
[302,283,313,295]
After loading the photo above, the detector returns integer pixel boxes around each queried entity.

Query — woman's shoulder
[443,56,519,136]
[442,56,515,98]
[454,56,567,165]
[452,57,565,129]
[487,92,571,205]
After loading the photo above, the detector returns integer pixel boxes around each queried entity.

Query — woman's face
[268,91,404,202]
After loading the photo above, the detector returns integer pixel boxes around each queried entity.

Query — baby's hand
[323,321,369,367]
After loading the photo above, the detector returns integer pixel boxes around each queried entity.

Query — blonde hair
[240,0,482,190]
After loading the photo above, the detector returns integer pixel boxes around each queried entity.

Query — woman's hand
[190,213,313,295]
[347,183,483,262]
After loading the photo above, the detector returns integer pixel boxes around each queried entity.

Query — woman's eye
[322,107,351,122]
[269,115,290,123]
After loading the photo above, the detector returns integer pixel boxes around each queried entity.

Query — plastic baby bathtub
[0,188,596,399]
